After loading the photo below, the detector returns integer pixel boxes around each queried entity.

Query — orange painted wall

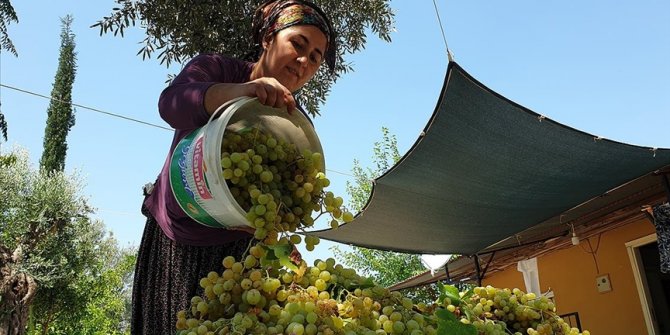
[484,218,656,334]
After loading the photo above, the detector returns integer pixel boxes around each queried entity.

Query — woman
[131,1,337,333]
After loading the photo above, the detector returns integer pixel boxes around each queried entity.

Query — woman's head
[251,0,336,92]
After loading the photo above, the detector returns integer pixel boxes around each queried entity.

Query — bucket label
[192,136,213,200]
[169,130,221,228]
[177,139,195,200]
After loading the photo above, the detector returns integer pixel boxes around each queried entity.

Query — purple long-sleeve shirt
[143,54,254,246]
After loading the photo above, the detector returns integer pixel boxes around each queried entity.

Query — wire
[1,83,358,178]
[0,83,173,131]
[580,233,602,274]
[431,0,453,62]
[325,168,356,178]
[94,208,145,216]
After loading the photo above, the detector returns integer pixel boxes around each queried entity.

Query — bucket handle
[208,96,255,124]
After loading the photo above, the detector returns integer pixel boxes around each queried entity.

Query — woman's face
[260,25,328,92]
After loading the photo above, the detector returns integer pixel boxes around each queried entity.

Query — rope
[431,0,454,62]
[0,83,172,131]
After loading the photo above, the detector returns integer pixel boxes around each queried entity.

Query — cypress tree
[40,15,76,172]
[0,108,7,143]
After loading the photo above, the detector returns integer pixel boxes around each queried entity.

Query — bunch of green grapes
[176,253,438,335]
[442,286,590,335]
[220,127,353,251]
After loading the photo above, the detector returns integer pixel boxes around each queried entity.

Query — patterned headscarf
[252,0,337,74]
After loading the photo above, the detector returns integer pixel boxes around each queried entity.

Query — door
[626,234,668,335]
[639,242,670,335]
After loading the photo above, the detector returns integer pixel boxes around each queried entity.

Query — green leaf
[359,277,376,289]
[461,288,474,300]
[440,284,461,306]
[435,309,477,335]
[435,309,457,322]
[260,244,279,261]
[344,276,376,291]
[263,244,298,271]
[462,306,473,321]
[265,243,292,258]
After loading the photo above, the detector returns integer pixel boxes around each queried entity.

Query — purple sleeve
[158,54,238,130]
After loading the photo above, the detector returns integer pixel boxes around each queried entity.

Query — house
[389,172,670,334]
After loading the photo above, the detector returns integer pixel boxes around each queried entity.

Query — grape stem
[252,122,261,146]
[242,238,255,259]
[285,156,305,168]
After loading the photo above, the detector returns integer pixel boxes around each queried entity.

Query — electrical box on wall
[596,274,612,293]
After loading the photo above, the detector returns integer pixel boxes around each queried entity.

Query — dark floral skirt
[131,210,251,335]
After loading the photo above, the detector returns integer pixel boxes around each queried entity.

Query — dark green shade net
[311,62,670,255]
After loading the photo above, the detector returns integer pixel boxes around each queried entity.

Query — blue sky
[2,1,668,264]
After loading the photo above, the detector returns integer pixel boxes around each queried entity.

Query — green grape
[392,321,406,334]
[260,170,273,183]
[382,320,394,333]
[305,323,318,335]
[390,311,402,322]
[330,219,339,229]
[318,270,331,282]
[291,314,306,324]
[221,157,232,168]
[289,234,302,245]
[231,262,243,274]
[222,168,234,179]
[285,302,300,315]
[240,278,252,290]
[246,289,261,305]
[254,204,267,216]
[254,227,267,240]
[196,301,208,315]
[244,255,257,269]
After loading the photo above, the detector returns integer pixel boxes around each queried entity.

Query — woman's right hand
[245,77,296,113]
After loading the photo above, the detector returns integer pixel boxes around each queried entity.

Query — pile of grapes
[437,285,591,335]
[175,126,591,335]
[175,253,591,335]
[176,255,438,335]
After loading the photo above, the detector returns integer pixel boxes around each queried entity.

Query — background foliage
[332,128,441,303]
[91,0,395,116]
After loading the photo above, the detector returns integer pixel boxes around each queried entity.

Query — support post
[444,263,451,284]
[481,251,496,280]
[474,255,482,287]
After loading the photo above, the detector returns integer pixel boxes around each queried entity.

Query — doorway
[627,234,670,335]
[639,242,670,335]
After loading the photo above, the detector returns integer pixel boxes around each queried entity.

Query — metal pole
[481,251,496,279]
[474,255,482,287]
[444,263,452,284]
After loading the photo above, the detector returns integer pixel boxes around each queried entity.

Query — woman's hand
[204,78,296,115]
[245,77,296,113]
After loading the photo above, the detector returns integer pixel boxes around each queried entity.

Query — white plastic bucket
[169,97,325,229]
